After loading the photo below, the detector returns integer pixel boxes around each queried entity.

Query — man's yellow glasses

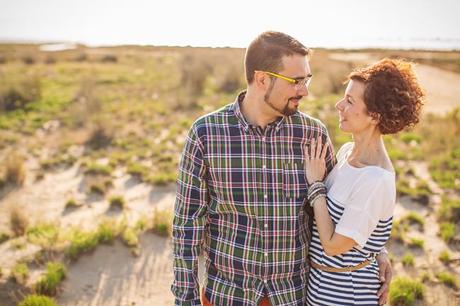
[262,71,313,89]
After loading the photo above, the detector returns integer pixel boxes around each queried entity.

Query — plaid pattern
[172,92,335,306]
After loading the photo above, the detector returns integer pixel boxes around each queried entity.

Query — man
[172,31,392,306]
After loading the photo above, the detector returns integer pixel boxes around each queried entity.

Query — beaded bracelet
[307,181,327,207]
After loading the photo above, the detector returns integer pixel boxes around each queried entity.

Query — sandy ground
[1,53,460,305]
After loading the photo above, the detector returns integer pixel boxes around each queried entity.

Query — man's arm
[172,125,209,306]
[376,248,393,305]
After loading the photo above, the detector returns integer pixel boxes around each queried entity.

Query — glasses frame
[261,71,313,89]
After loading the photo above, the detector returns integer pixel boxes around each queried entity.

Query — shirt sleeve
[335,174,395,248]
[171,124,209,306]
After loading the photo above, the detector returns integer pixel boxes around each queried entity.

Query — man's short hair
[245,31,310,84]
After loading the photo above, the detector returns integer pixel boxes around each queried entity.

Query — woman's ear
[369,112,381,125]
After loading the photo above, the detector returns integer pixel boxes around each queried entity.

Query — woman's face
[335,80,376,134]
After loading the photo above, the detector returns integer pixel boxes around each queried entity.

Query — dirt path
[58,235,175,306]
[329,52,460,115]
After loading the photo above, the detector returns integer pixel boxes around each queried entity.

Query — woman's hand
[305,138,327,185]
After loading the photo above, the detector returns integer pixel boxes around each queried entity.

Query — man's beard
[264,81,300,116]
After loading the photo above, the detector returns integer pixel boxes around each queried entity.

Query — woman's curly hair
[348,58,425,134]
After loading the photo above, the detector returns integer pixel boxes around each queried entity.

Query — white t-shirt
[325,142,396,248]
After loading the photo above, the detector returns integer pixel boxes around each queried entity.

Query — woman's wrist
[307,181,327,207]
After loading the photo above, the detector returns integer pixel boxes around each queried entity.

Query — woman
[305,58,425,305]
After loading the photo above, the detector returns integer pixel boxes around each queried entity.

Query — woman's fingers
[321,143,328,160]
[310,139,315,159]
[316,138,322,158]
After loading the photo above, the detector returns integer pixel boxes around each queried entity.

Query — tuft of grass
[389,276,424,306]
[391,220,408,243]
[121,227,139,248]
[10,207,29,237]
[439,222,456,243]
[11,262,29,284]
[401,212,425,230]
[127,162,149,180]
[402,253,415,267]
[408,237,425,249]
[438,250,451,264]
[64,198,81,209]
[0,232,10,244]
[18,294,57,306]
[0,76,41,112]
[34,262,67,296]
[4,153,26,186]
[26,223,59,248]
[419,272,431,283]
[109,195,125,210]
[152,208,172,237]
[436,271,458,289]
[84,163,113,176]
[438,197,460,222]
[65,229,99,260]
[134,217,148,232]
[96,219,118,244]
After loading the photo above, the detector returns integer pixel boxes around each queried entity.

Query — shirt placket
[261,126,272,287]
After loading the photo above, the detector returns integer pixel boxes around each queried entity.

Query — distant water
[2,37,460,51]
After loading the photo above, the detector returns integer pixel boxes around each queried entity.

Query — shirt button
[264,223,268,228]
[264,279,268,284]
[262,164,266,169]
[264,194,268,199]
[264,253,268,257]
[262,137,266,142]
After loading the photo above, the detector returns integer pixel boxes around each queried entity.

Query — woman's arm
[305,138,357,256]
[312,196,357,256]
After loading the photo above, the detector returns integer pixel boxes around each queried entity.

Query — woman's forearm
[313,198,356,256]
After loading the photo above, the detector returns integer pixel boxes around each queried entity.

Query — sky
[0,0,459,49]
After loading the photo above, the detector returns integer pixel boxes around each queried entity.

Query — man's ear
[254,71,268,89]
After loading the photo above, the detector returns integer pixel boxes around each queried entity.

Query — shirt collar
[232,91,286,133]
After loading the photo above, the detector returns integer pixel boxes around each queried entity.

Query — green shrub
[389,276,424,306]
[439,222,455,242]
[0,232,10,244]
[84,163,113,176]
[121,227,138,247]
[408,237,424,249]
[11,262,29,283]
[152,208,172,237]
[96,219,118,244]
[109,195,125,209]
[34,262,67,296]
[18,294,57,306]
[436,271,458,289]
[438,197,460,222]
[65,198,81,209]
[26,223,59,247]
[402,253,415,267]
[401,212,425,230]
[438,250,451,264]
[0,76,41,112]
[65,229,99,260]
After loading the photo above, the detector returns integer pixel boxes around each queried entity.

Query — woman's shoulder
[336,142,354,162]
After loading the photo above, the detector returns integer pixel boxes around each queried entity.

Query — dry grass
[10,206,29,237]
[4,153,26,186]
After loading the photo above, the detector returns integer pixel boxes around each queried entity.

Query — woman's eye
[347,98,353,104]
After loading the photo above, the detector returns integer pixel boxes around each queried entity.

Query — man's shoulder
[287,111,328,132]
[191,102,235,131]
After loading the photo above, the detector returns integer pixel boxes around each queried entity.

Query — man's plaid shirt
[172,92,335,306]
